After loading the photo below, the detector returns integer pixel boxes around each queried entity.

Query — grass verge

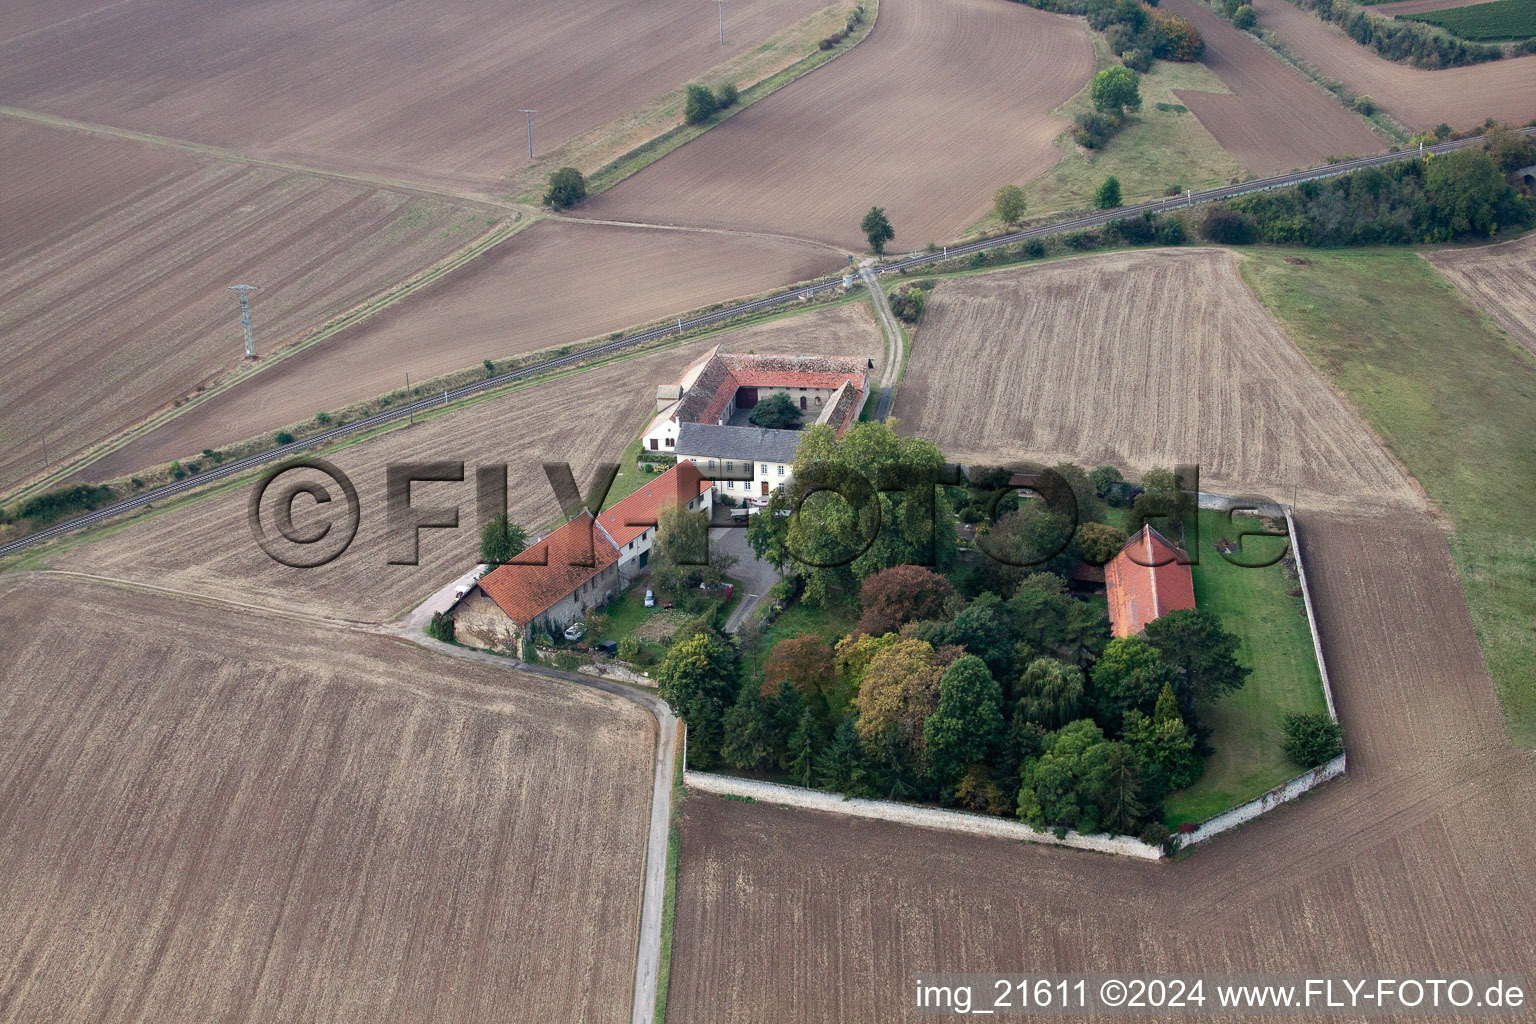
[654,731,686,1024]
[1240,246,1536,747]
[1163,510,1327,824]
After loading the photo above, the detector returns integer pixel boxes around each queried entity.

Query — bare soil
[578,0,1095,248]
[667,512,1536,1022]
[47,302,883,623]
[1160,0,1385,174]
[0,573,654,1023]
[0,118,493,495]
[74,219,840,483]
[895,248,1423,512]
[1425,234,1536,356]
[1250,0,1536,129]
[0,0,836,192]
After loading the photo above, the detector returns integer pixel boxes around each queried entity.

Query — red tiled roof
[731,369,863,390]
[596,462,708,548]
[1104,525,1196,638]
[476,510,618,625]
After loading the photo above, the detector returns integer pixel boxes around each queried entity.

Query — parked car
[563,621,585,641]
[597,640,618,656]
[644,589,655,608]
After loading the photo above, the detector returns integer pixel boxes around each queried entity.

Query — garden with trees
[646,421,1333,844]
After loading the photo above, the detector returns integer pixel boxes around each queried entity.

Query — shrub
[1199,207,1256,244]
[1090,65,1142,115]
[715,82,739,108]
[11,483,116,526]
[1024,237,1048,258]
[1114,212,1156,243]
[543,166,587,209]
[314,410,332,425]
[1064,229,1099,249]
[1149,8,1204,60]
[1353,94,1376,116]
[426,612,456,643]
[483,358,495,375]
[1072,111,1121,149]
[684,83,718,124]
[1122,46,1152,72]
[618,636,641,661]
[889,284,927,323]
[1232,3,1256,29]
[274,430,295,445]
[1282,712,1343,767]
[1157,216,1187,245]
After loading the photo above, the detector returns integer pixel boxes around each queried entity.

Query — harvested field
[0,573,654,1023]
[1251,0,1536,128]
[1160,0,1384,173]
[77,219,839,483]
[579,0,1095,248]
[0,117,494,496]
[1425,235,1536,357]
[0,0,837,191]
[667,513,1536,1023]
[894,248,1421,512]
[48,302,883,622]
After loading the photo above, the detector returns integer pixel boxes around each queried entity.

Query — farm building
[596,461,714,580]
[640,346,869,455]
[1104,525,1196,638]
[453,510,620,654]
[673,423,801,501]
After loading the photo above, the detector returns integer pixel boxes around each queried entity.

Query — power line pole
[229,285,259,359]
[517,110,538,160]
[711,0,728,43]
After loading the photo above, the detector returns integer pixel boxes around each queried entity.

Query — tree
[1089,464,1124,502]
[1122,685,1203,804]
[861,206,895,254]
[1016,719,1134,834]
[1282,712,1343,767]
[1095,176,1123,210]
[856,564,957,637]
[544,167,587,209]
[994,184,1028,227]
[1424,148,1509,238]
[814,717,870,794]
[684,83,718,124]
[1015,658,1085,730]
[852,637,945,762]
[975,498,1081,590]
[1199,207,1256,244]
[651,502,737,596]
[479,511,527,565]
[926,591,1017,683]
[721,684,779,771]
[1008,572,1110,667]
[1090,66,1142,116]
[1143,608,1251,710]
[1232,3,1256,28]
[924,655,1005,793]
[748,392,801,430]
[785,709,818,786]
[1077,522,1128,566]
[1149,8,1204,59]
[426,611,456,643]
[1091,635,1177,727]
[1096,742,1145,835]
[762,634,839,716]
[657,626,740,767]
[715,81,740,108]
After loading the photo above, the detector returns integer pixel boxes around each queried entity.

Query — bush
[889,284,928,323]
[426,612,456,643]
[1024,237,1048,258]
[1149,8,1204,60]
[1157,216,1187,245]
[1282,712,1343,767]
[1114,212,1156,244]
[314,411,332,425]
[543,166,587,209]
[1232,3,1256,29]
[1353,94,1376,116]
[1072,111,1121,149]
[1122,46,1152,72]
[715,82,739,108]
[11,483,116,526]
[1199,207,1256,244]
[274,430,295,445]
[618,636,641,661]
[684,83,719,124]
[1064,229,1099,250]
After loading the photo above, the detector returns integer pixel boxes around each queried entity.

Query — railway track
[3,126,1529,560]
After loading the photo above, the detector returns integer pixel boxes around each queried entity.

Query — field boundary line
[0,106,523,207]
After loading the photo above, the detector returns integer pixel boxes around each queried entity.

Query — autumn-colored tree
[834,631,898,691]
[853,637,944,760]
[856,564,957,637]
[762,634,838,712]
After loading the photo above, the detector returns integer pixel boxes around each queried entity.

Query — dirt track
[667,512,1536,1022]
[579,0,1094,248]
[1250,0,1536,129]
[894,248,1422,513]
[1425,234,1536,357]
[75,219,838,482]
[48,302,883,622]
[1160,0,1384,174]
[0,574,654,1023]
[0,0,834,191]
[0,118,489,495]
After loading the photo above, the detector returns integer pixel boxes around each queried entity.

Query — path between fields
[21,567,679,1024]
[861,264,903,420]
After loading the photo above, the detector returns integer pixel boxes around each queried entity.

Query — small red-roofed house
[1104,525,1196,638]
[452,509,621,653]
[597,461,713,581]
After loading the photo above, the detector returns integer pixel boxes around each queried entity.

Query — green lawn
[1163,510,1328,825]
[745,594,859,675]
[1240,247,1536,748]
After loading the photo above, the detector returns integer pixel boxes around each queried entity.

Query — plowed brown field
[578,0,1095,248]
[895,248,1421,512]
[1251,0,1536,129]
[76,219,838,483]
[0,573,654,1023]
[0,118,493,496]
[48,301,883,622]
[667,513,1536,1023]
[1161,0,1384,173]
[0,0,834,191]
[1426,235,1536,356]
